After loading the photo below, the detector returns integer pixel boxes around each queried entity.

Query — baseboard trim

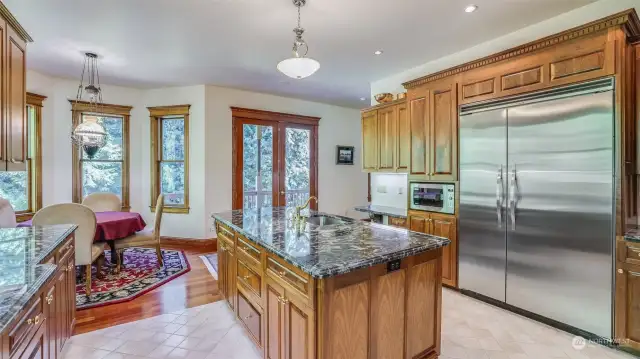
[160,237,217,251]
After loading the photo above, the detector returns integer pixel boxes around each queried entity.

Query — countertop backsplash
[370,173,407,209]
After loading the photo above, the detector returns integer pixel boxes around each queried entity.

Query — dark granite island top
[212,207,450,278]
[0,224,77,333]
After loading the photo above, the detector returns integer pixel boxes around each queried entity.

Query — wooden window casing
[149,105,190,214]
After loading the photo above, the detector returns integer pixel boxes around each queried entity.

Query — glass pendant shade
[71,115,107,159]
[277,57,320,79]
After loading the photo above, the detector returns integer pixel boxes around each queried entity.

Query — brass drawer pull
[46,295,53,305]
[242,275,251,281]
[27,314,41,326]
[278,296,288,304]
[629,271,640,277]
[67,263,74,272]
[277,270,287,278]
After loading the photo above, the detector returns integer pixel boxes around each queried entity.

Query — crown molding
[403,9,640,89]
[0,2,32,42]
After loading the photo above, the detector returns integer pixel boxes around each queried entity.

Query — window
[149,105,190,213]
[0,93,45,219]
[71,101,132,210]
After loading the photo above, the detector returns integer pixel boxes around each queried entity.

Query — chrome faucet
[295,196,318,223]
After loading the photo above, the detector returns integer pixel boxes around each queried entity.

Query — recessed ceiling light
[374,50,383,55]
[465,4,478,13]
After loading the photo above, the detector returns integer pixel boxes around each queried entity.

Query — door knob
[280,191,285,195]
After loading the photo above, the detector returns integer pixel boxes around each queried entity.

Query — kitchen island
[213,207,450,359]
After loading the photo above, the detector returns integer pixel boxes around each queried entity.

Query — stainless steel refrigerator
[458,78,615,338]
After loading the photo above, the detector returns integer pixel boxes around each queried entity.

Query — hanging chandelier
[277,0,320,79]
[71,52,107,159]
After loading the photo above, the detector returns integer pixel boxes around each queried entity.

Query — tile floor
[62,289,636,359]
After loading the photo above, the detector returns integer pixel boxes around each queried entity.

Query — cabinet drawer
[9,295,44,354]
[217,230,234,248]
[237,236,262,264]
[267,257,311,301]
[389,217,407,228]
[237,259,262,298]
[237,290,262,347]
[56,237,75,263]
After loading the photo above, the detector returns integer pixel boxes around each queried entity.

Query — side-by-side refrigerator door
[459,108,507,302]
[505,90,614,338]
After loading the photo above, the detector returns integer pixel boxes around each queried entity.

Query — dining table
[18,211,147,263]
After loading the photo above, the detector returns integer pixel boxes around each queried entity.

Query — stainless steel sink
[306,215,344,226]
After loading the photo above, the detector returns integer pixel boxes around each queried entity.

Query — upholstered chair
[82,192,122,212]
[33,203,103,296]
[0,197,16,228]
[114,194,164,273]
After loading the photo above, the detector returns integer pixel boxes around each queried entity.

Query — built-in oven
[409,182,455,214]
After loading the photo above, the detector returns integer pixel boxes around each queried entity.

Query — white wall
[370,173,407,209]
[204,86,367,235]
[371,0,640,100]
[26,70,366,239]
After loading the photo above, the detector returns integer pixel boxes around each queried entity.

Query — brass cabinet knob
[46,295,53,305]
[242,275,251,281]
[27,318,33,325]
[34,315,41,325]
[67,263,74,271]
[618,269,624,274]
[278,271,286,278]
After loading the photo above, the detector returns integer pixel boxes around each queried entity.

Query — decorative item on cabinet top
[374,93,394,104]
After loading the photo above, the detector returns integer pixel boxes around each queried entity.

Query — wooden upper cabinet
[429,82,458,181]
[6,25,27,171]
[361,110,378,171]
[377,106,396,171]
[430,213,457,288]
[408,87,429,176]
[396,103,409,171]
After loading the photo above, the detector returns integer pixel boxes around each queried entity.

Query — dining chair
[33,203,104,296]
[114,194,164,273]
[0,197,16,228]
[82,192,122,212]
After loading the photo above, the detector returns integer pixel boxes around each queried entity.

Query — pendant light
[71,52,107,159]
[277,0,320,79]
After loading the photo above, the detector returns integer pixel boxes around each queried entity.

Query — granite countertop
[0,224,77,333]
[353,204,408,218]
[625,226,640,242]
[212,207,449,279]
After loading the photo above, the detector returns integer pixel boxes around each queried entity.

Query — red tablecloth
[18,211,147,242]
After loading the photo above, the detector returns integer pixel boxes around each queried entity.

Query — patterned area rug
[76,247,190,310]
[199,253,218,280]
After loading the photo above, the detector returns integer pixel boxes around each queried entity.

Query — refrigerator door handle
[496,166,504,227]
[510,167,518,230]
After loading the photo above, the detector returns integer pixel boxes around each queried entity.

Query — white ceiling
[5,0,597,108]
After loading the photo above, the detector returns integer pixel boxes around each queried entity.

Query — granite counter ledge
[212,206,449,359]
[0,224,78,264]
[353,204,408,219]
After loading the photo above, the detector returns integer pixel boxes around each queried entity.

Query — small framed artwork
[336,146,355,165]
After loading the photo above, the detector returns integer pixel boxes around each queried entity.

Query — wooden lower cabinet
[616,239,640,351]
[389,216,407,228]
[409,211,458,288]
[2,233,76,359]
[217,222,445,359]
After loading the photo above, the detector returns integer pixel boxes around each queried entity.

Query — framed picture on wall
[336,146,354,165]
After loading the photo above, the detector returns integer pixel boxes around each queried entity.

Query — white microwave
[409,182,455,214]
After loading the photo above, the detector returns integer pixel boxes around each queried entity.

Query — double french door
[232,109,318,210]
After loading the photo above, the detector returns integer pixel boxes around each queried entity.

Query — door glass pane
[285,127,310,207]
[243,124,273,209]
[160,162,185,205]
[82,161,123,198]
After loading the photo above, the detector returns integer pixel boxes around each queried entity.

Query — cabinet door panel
[266,278,285,359]
[377,106,396,171]
[409,216,427,234]
[371,270,405,359]
[430,214,457,287]
[218,245,228,305]
[397,103,410,171]
[45,284,56,359]
[285,297,314,359]
[361,111,378,171]
[430,83,457,181]
[7,27,27,171]
[406,259,439,357]
[56,258,68,351]
[226,249,236,311]
[327,281,369,359]
[409,89,429,176]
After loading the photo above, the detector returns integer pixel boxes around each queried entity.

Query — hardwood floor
[74,243,221,335]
